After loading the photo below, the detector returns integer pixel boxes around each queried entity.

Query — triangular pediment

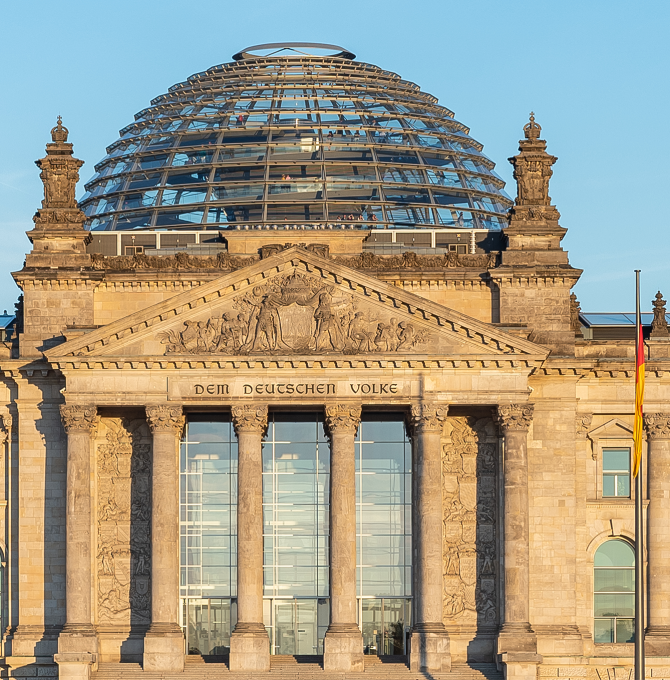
[46,247,549,360]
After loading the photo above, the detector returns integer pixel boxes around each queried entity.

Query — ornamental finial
[524,112,542,140]
[51,115,69,143]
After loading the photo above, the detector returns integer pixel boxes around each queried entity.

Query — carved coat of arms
[157,272,429,355]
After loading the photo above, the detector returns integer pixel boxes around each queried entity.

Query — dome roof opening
[80,49,512,233]
[233,42,356,61]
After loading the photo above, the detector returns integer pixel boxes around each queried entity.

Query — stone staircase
[92,656,503,680]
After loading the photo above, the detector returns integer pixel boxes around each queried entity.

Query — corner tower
[491,114,581,355]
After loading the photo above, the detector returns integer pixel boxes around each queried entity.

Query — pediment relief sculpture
[157,272,430,356]
[46,247,549,360]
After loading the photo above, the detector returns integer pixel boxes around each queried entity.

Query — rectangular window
[603,448,631,498]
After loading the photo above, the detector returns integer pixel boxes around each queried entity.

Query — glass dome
[80,43,512,232]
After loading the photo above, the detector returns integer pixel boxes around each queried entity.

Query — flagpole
[634,269,645,680]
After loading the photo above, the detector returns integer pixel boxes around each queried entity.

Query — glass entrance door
[268,598,328,655]
[360,598,411,655]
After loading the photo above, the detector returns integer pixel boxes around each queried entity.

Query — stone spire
[24,118,91,267]
[651,291,669,338]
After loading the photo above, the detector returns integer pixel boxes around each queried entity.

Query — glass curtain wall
[178,411,413,657]
[262,412,330,655]
[356,413,412,655]
[180,415,238,654]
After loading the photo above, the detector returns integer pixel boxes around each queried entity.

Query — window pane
[594,618,614,643]
[616,618,634,643]
[603,449,630,472]
[617,475,631,497]
[602,475,616,497]
[594,568,634,592]
[595,540,635,567]
[594,593,634,617]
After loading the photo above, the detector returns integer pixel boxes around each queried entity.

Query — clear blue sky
[1,0,668,315]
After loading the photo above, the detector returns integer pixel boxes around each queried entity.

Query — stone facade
[0,116,668,680]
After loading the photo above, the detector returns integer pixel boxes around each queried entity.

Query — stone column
[645,413,670,655]
[143,405,185,673]
[323,403,364,672]
[55,404,99,680]
[229,403,270,672]
[495,404,541,677]
[409,402,450,673]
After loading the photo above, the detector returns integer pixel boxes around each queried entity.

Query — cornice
[47,355,545,371]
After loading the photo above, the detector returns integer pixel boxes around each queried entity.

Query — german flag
[633,323,645,477]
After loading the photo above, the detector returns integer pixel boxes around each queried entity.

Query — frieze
[96,418,152,626]
[88,248,498,272]
[442,417,498,627]
[91,251,258,271]
[157,272,430,356]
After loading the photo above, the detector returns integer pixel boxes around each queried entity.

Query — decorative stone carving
[60,404,98,433]
[33,118,86,229]
[89,249,499,272]
[96,417,152,626]
[260,243,329,259]
[324,404,362,435]
[157,272,430,356]
[145,405,185,435]
[509,113,557,207]
[570,293,583,337]
[442,417,498,626]
[410,402,448,433]
[644,413,670,439]
[0,413,12,445]
[576,414,593,438]
[231,404,268,435]
[651,292,669,338]
[494,404,534,433]
[334,251,498,270]
[90,251,258,271]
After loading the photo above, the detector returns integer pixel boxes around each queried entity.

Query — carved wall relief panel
[157,271,430,356]
[96,417,152,628]
[442,416,498,629]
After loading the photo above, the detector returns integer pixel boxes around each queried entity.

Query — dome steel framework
[80,44,513,232]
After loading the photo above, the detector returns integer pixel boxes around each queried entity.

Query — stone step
[92,660,503,680]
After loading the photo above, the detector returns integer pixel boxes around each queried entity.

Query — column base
[54,653,97,680]
[143,623,184,672]
[646,626,670,656]
[229,623,270,672]
[56,626,98,679]
[497,623,538,654]
[409,625,451,673]
[498,652,543,680]
[323,625,364,672]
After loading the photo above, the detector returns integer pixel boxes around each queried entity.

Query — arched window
[594,539,635,643]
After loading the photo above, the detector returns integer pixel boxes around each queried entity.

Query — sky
[1,0,668,315]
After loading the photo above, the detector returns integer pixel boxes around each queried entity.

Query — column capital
[645,413,670,440]
[410,402,448,434]
[146,405,185,435]
[325,403,361,435]
[576,413,593,438]
[60,404,98,434]
[231,403,268,435]
[495,403,534,433]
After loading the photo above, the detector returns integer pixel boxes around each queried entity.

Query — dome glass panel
[80,44,512,232]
